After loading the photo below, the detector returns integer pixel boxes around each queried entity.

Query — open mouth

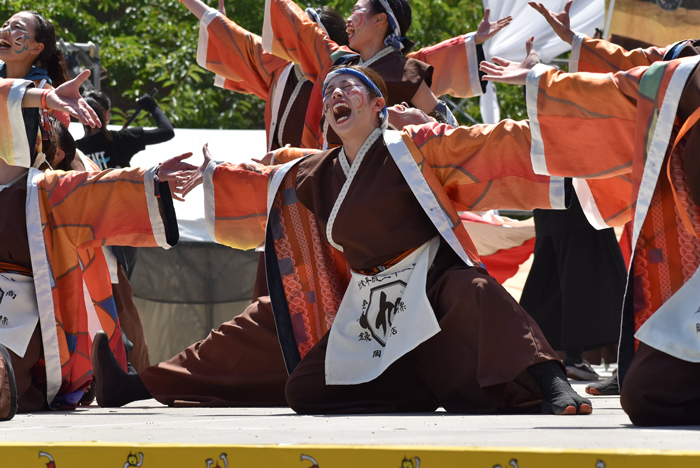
[346,25,355,40]
[0,38,11,51]
[333,101,352,124]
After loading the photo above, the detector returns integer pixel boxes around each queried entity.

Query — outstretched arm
[404,121,566,213]
[22,70,100,127]
[43,165,181,252]
[481,38,636,176]
[410,82,440,116]
[192,0,290,99]
[180,144,273,249]
[262,0,346,82]
[179,0,210,20]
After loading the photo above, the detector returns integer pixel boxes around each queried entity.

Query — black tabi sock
[528,360,592,415]
[586,373,620,396]
[93,332,151,408]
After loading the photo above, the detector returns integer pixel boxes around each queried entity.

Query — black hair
[82,90,112,138]
[43,115,76,171]
[427,110,448,124]
[24,11,68,86]
[368,0,415,54]
[84,90,111,112]
[315,7,349,47]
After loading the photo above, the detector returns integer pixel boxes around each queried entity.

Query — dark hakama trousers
[285,245,558,414]
[520,198,626,352]
[113,264,150,373]
[621,343,700,426]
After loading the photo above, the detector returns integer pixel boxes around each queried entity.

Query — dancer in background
[263,0,511,147]
[188,0,348,151]
[0,11,71,137]
[481,33,700,425]
[0,70,194,421]
[530,0,700,400]
[77,90,175,170]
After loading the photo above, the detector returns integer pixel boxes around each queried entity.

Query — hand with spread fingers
[479,37,541,86]
[529,0,575,45]
[475,8,513,45]
[158,153,198,202]
[46,70,101,127]
[179,143,214,197]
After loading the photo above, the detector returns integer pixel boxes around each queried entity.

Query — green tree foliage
[0,0,526,128]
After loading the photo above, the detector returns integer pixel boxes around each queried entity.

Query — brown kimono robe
[187,121,569,413]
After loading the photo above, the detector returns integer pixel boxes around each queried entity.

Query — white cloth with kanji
[0,272,39,358]
[325,236,442,385]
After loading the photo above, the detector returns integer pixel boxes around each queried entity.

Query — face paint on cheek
[352,11,365,32]
[347,88,366,114]
[13,34,29,54]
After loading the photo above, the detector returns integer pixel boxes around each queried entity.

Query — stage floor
[0,382,694,449]
[1,369,699,467]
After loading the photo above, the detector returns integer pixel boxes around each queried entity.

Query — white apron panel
[325,236,442,385]
[0,272,39,358]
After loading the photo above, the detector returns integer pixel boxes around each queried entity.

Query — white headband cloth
[376,0,404,50]
[305,8,330,37]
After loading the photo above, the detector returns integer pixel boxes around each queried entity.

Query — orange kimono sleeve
[262,0,348,83]
[202,160,275,249]
[272,147,320,165]
[407,33,483,98]
[569,33,667,73]
[404,121,567,213]
[526,64,638,179]
[526,63,643,227]
[39,166,178,253]
[197,8,290,100]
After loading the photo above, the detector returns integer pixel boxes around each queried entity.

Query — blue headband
[305,8,329,37]
[322,68,388,127]
[377,0,405,50]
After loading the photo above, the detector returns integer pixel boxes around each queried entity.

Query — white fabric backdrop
[479,0,605,123]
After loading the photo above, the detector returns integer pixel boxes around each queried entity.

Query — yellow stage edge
[1,443,700,468]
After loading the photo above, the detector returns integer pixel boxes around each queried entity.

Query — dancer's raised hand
[529,1,575,45]
[475,8,513,45]
[179,143,214,197]
[45,70,101,127]
[218,0,226,15]
[480,37,541,86]
[158,153,197,202]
